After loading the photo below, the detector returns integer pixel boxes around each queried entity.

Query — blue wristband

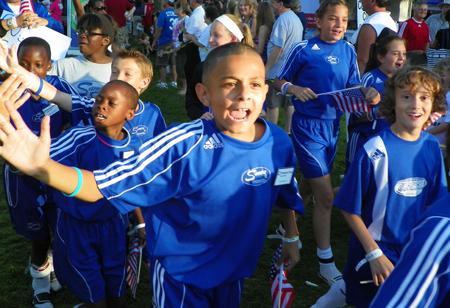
[62,167,83,197]
[9,168,21,174]
[34,77,44,96]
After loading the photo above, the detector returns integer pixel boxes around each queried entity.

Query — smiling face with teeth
[390,84,433,140]
[378,40,407,76]
[316,3,348,43]
[92,81,137,140]
[196,52,268,142]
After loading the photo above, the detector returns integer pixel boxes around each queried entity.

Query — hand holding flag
[270,242,296,308]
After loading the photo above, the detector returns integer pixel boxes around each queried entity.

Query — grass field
[0,52,353,308]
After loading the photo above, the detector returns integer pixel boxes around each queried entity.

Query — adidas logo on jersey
[311,44,320,50]
[370,149,385,161]
[203,133,224,149]
[376,77,383,83]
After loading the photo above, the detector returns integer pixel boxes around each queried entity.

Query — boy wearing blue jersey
[0,42,304,308]
[2,37,79,308]
[49,80,141,308]
[310,67,448,308]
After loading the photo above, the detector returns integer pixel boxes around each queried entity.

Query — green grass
[0,51,353,307]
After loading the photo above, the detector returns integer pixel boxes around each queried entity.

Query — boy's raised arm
[0,41,74,113]
[0,101,103,202]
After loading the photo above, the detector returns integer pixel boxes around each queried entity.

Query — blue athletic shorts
[291,114,340,179]
[343,232,402,308]
[3,163,57,241]
[151,258,244,308]
[53,210,127,303]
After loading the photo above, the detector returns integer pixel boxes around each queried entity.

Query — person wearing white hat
[425,0,450,42]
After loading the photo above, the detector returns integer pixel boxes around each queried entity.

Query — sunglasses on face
[76,28,108,37]
[94,6,107,11]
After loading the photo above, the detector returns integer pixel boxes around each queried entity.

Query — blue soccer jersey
[2,75,77,240]
[71,96,166,143]
[336,128,448,246]
[17,75,76,137]
[370,195,450,308]
[276,36,361,121]
[94,119,305,289]
[49,125,142,221]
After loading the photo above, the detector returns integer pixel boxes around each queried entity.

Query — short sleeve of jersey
[276,41,306,82]
[94,121,204,214]
[71,94,95,126]
[156,10,166,28]
[334,149,373,215]
[346,42,361,88]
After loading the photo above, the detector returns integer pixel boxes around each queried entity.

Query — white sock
[319,262,342,280]
[311,279,346,308]
[317,247,333,260]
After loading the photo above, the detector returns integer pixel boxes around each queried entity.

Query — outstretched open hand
[0,101,50,176]
[0,41,22,75]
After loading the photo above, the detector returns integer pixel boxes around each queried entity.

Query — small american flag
[126,237,140,298]
[270,242,295,308]
[327,87,371,113]
[19,0,35,14]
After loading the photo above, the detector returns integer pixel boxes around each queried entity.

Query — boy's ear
[126,109,135,121]
[47,60,52,72]
[139,77,151,91]
[103,36,111,46]
[195,83,210,107]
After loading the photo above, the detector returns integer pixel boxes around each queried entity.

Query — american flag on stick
[19,0,35,14]
[270,242,296,308]
[321,87,371,113]
[126,237,142,298]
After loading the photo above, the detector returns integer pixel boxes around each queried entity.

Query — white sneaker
[169,81,177,88]
[155,82,168,89]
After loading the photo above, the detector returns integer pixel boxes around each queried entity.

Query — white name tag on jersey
[122,150,135,159]
[274,167,294,186]
[42,104,60,117]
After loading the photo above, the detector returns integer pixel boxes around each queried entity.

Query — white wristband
[27,72,37,89]
[282,235,299,243]
[134,223,145,232]
[365,248,383,262]
[12,17,17,28]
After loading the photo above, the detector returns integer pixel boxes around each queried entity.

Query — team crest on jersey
[394,177,427,197]
[325,55,339,65]
[32,112,45,122]
[241,167,271,186]
[27,222,44,231]
[203,133,224,149]
[370,149,385,161]
[130,125,148,136]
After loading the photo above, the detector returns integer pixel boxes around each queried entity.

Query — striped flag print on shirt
[20,0,35,14]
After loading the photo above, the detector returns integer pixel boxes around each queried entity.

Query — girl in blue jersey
[346,35,406,169]
[311,67,448,308]
[0,43,304,308]
[273,0,380,285]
